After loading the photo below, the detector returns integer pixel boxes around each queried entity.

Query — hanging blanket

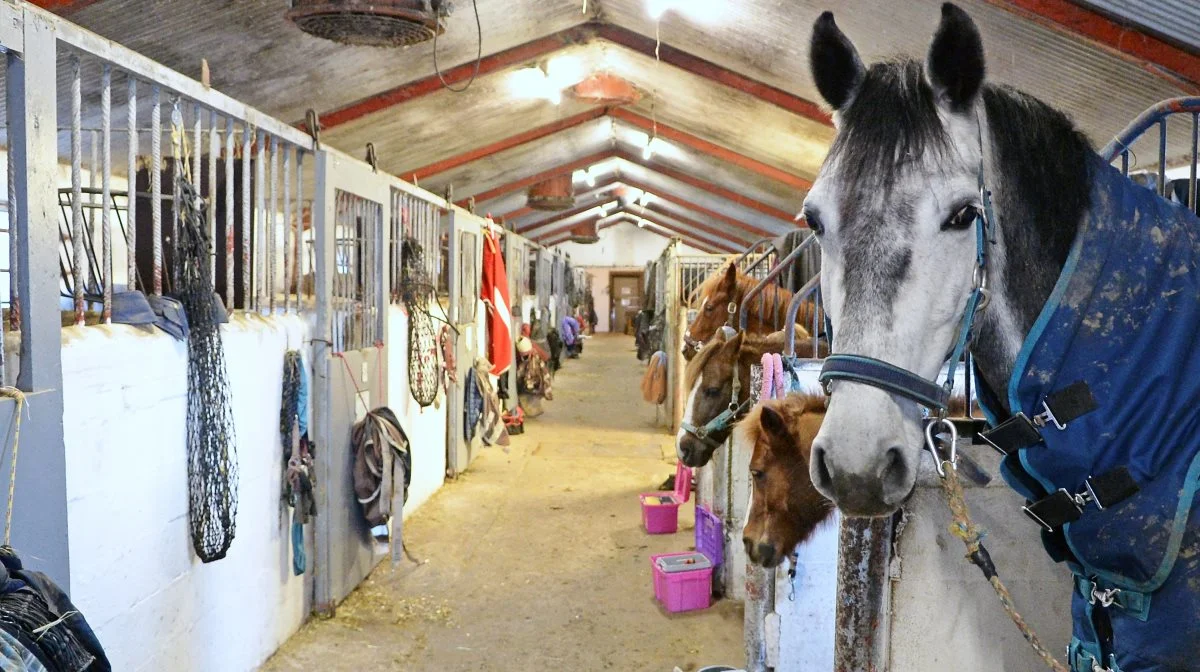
[0,548,110,672]
[481,230,513,376]
[351,408,411,528]
[978,155,1200,672]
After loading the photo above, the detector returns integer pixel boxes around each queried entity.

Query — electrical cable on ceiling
[433,0,482,93]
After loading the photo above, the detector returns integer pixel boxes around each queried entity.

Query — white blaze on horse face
[675,378,702,460]
[806,131,986,514]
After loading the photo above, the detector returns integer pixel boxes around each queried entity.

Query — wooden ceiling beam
[982,0,1200,91]
[307,22,831,132]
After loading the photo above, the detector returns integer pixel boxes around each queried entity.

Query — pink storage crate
[695,505,724,566]
[639,462,692,534]
[651,551,713,613]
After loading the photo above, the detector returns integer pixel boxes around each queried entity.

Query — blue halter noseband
[818,173,996,427]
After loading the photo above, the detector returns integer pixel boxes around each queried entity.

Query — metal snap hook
[924,418,958,478]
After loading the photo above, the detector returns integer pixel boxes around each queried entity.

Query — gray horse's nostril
[811,443,833,492]
[880,446,911,505]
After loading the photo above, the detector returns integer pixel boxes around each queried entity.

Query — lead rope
[940,464,1069,672]
[928,114,1068,672]
[1,387,25,547]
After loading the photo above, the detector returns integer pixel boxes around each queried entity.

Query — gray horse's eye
[941,204,978,232]
[803,211,825,236]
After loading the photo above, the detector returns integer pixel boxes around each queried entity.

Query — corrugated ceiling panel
[1075,0,1200,53]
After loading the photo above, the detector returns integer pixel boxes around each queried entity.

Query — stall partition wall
[504,232,530,412]
[311,149,391,613]
[445,210,487,477]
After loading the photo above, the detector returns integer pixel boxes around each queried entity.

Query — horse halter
[681,332,753,451]
[818,170,996,477]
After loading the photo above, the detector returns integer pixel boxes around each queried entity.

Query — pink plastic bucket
[651,551,713,613]
[639,462,692,534]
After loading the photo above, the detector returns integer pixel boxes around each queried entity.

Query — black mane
[829,61,951,194]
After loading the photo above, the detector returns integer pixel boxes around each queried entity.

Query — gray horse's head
[804,4,991,516]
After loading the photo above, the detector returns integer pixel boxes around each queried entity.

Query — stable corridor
[263,334,743,671]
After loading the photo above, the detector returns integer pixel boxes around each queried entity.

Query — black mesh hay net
[401,237,442,407]
[175,173,239,562]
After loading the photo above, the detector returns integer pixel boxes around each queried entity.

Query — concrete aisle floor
[262,333,744,672]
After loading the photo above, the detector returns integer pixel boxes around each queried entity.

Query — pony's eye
[751,470,765,482]
[804,211,825,236]
[703,386,722,399]
[704,302,716,313]
[941,205,978,232]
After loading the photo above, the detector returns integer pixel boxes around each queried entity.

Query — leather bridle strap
[819,354,951,412]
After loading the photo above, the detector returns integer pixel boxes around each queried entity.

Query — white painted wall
[386,302,448,517]
[62,314,312,672]
[551,222,705,267]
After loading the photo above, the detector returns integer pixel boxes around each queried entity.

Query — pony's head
[677,329,749,467]
[677,329,822,467]
[804,4,993,515]
[686,263,740,348]
[741,394,833,568]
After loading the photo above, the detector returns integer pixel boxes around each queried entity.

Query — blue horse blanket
[981,155,1200,672]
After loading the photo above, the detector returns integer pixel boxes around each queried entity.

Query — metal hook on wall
[304,109,321,150]
[365,143,378,173]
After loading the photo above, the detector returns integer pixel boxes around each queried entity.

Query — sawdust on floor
[261,334,744,671]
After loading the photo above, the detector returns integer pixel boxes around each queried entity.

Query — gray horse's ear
[809,11,865,111]
[926,3,985,112]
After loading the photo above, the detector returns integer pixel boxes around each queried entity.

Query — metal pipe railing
[738,234,817,330]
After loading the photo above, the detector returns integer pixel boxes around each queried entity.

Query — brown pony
[684,262,818,360]
[739,394,833,568]
[741,393,980,568]
[676,330,826,468]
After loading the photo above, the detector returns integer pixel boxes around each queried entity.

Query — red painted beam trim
[541,215,734,254]
[611,108,813,192]
[315,30,585,130]
[311,22,831,131]
[628,200,753,247]
[29,0,104,13]
[982,0,1200,90]
[619,176,776,238]
[612,149,797,222]
[592,24,831,126]
[463,155,780,237]
[408,108,609,181]
[455,150,612,207]
[515,191,621,234]
[630,216,740,253]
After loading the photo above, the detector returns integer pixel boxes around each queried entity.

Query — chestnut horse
[740,394,833,568]
[677,330,826,467]
[684,263,817,359]
[742,394,977,568]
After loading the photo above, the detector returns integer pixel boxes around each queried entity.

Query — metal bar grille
[389,188,441,305]
[332,189,382,353]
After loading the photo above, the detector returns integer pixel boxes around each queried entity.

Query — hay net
[401,236,441,407]
[175,173,239,562]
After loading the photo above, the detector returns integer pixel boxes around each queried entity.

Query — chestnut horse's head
[741,394,834,568]
[685,263,740,356]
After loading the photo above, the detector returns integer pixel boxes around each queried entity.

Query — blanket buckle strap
[1022,467,1140,532]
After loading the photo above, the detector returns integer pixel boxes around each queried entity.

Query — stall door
[611,273,643,334]
[311,150,390,614]
[445,211,483,476]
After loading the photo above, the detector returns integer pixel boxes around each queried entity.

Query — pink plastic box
[651,551,713,613]
[639,462,692,534]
